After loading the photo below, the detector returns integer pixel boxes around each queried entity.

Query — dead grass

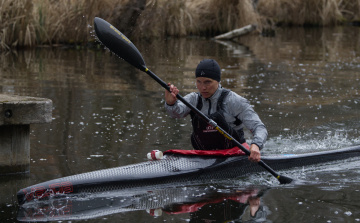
[32,0,119,45]
[189,0,261,35]
[132,0,194,38]
[132,0,261,39]
[0,0,120,50]
[257,0,359,26]
[0,0,359,50]
[0,0,36,50]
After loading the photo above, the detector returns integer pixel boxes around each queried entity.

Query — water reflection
[17,185,269,222]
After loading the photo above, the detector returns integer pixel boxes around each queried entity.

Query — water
[1,26,360,222]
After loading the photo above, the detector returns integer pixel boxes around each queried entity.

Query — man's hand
[165,83,179,105]
[248,144,261,162]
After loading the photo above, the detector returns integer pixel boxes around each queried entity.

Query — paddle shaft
[143,66,283,180]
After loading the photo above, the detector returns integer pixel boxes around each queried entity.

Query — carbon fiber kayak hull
[17,145,360,205]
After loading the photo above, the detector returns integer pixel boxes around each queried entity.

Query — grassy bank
[1,0,359,51]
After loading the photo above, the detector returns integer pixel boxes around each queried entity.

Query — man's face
[196,77,219,99]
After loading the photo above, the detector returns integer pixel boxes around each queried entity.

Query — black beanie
[195,59,221,82]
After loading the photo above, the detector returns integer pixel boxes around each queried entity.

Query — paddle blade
[278,175,293,184]
[94,17,146,71]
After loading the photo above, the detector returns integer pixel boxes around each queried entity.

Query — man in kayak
[164,59,267,162]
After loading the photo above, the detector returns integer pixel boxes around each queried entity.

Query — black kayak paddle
[93,17,293,185]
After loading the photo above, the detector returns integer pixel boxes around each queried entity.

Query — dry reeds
[32,0,119,45]
[132,0,261,39]
[257,0,360,26]
[132,0,194,38]
[189,0,261,35]
[0,0,36,50]
[0,0,120,50]
[0,0,359,51]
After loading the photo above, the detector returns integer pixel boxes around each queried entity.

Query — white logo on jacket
[203,124,217,133]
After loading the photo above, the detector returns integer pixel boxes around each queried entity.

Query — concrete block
[0,94,52,125]
[0,94,52,175]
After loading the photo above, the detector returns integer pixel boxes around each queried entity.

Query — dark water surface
[1,26,359,222]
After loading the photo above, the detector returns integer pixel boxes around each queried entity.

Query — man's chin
[201,93,209,98]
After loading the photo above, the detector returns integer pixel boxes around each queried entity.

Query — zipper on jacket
[206,98,211,115]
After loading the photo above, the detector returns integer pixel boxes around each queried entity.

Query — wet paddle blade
[93,17,146,71]
[278,175,293,184]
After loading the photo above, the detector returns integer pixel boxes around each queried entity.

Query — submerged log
[215,24,256,40]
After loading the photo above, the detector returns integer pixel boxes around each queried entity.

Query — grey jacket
[165,86,268,149]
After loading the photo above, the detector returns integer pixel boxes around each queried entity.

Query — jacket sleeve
[226,92,268,149]
[164,92,198,118]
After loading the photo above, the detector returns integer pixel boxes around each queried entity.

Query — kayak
[17,145,360,205]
